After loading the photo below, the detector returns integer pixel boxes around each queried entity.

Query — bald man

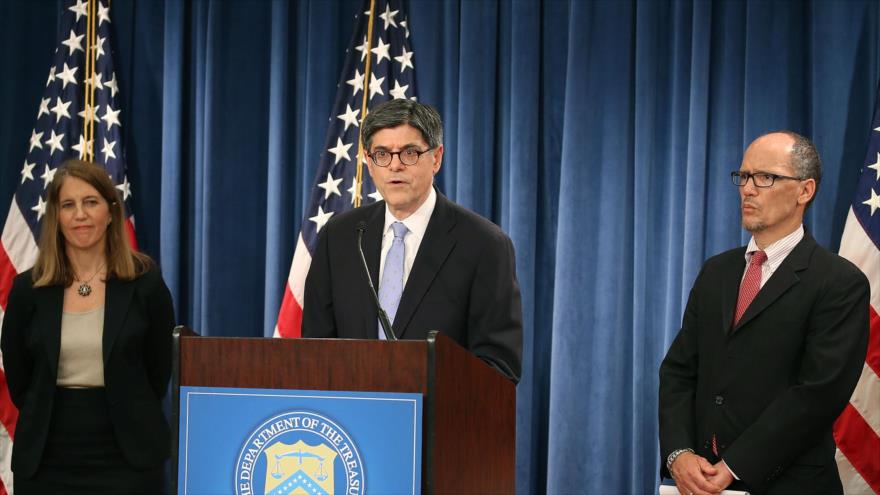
[659,132,869,495]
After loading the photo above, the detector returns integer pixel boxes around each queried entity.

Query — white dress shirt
[378,187,437,287]
[743,224,805,288]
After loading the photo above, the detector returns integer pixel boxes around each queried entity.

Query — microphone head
[356,221,368,233]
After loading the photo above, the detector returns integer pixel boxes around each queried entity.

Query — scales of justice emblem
[262,440,337,495]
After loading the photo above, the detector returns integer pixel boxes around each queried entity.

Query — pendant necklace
[75,262,105,297]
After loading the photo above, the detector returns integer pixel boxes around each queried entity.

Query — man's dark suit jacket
[659,232,869,494]
[0,266,175,478]
[302,191,523,382]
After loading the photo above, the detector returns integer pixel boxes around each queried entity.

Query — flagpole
[84,0,97,162]
[354,0,377,208]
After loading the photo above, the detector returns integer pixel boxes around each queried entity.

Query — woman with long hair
[1,159,175,493]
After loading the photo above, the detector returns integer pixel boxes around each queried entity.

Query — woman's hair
[32,159,152,287]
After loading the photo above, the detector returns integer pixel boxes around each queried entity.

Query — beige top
[56,306,105,388]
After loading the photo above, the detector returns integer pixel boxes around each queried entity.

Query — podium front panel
[177,386,422,495]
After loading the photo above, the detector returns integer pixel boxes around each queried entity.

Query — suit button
[714,395,724,405]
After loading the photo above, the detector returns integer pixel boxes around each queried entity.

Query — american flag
[275,0,417,338]
[0,1,137,492]
[836,86,880,494]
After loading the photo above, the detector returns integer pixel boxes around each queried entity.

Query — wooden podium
[172,327,515,494]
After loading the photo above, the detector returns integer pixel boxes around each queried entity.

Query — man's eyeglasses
[368,148,432,167]
[731,171,805,188]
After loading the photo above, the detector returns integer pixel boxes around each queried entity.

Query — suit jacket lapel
[394,193,456,338]
[103,276,135,364]
[721,249,746,335]
[732,233,814,332]
[40,285,64,378]
[362,206,385,338]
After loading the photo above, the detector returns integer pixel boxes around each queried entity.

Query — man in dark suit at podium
[302,99,523,383]
[659,131,869,494]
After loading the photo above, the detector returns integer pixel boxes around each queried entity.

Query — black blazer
[1,266,175,478]
[303,191,523,382]
[659,232,869,494]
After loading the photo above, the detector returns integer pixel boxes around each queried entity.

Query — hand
[670,452,724,495]
[705,460,734,491]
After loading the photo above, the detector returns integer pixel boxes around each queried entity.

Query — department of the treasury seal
[235,410,364,495]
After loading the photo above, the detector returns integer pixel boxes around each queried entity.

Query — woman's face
[57,177,111,254]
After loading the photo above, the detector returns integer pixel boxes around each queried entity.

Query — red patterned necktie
[734,250,768,325]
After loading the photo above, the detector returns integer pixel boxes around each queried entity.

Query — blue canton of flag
[18,0,135,238]
[275,0,418,338]
[852,114,880,244]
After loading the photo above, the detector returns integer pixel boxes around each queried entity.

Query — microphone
[356,221,397,340]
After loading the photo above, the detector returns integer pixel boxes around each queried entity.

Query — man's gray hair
[782,131,822,186]
[760,130,822,207]
[361,99,443,151]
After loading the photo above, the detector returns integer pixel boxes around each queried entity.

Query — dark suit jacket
[0,266,175,478]
[659,232,869,494]
[302,191,523,382]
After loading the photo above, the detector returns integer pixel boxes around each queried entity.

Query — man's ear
[798,178,816,205]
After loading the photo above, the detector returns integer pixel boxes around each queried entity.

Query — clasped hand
[670,452,733,495]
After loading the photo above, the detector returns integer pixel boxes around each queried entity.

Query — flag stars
[390,80,409,99]
[347,69,364,98]
[328,137,353,164]
[20,161,36,184]
[37,98,51,119]
[72,135,92,160]
[371,37,391,64]
[102,105,121,129]
[89,72,104,91]
[867,152,880,181]
[395,48,414,73]
[863,188,880,216]
[69,0,88,22]
[56,63,78,89]
[102,138,117,161]
[32,196,47,220]
[79,103,101,124]
[116,176,132,200]
[45,130,65,155]
[50,97,72,123]
[29,130,44,152]
[309,206,334,232]
[369,73,385,100]
[368,189,383,202]
[93,35,106,61]
[61,29,85,56]
[355,36,369,62]
[97,2,111,26]
[46,66,56,87]
[337,104,360,131]
[401,18,410,38]
[380,3,399,30]
[318,172,343,199]
[105,73,119,97]
[40,165,57,189]
[347,179,362,205]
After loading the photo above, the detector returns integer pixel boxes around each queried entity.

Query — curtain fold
[2,0,879,492]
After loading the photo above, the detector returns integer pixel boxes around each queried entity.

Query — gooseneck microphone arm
[356,221,397,341]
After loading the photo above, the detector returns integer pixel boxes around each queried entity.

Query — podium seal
[235,410,364,495]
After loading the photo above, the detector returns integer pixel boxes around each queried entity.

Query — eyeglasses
[731,171,805,188]
[368,148,433,167]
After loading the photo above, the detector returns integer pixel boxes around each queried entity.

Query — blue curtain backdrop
[2,0,879,493]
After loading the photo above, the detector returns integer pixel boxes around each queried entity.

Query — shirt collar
[383,187,436,240]
[745,224,804,269]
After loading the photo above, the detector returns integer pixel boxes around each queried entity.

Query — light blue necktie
[377,222,408,339]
